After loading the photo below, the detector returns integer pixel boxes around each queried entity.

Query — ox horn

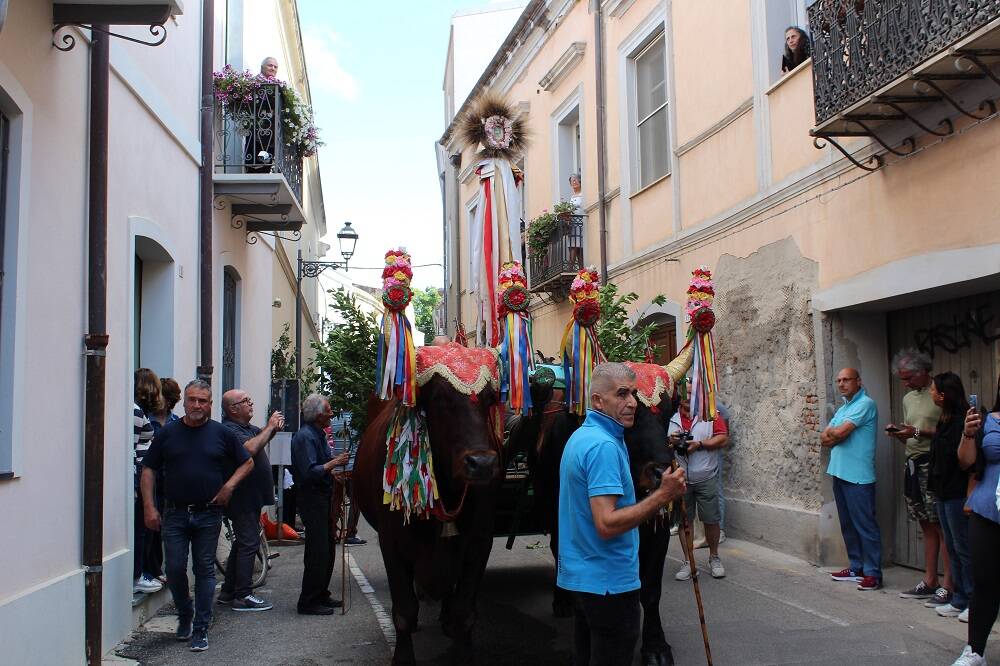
[663,339,694,385]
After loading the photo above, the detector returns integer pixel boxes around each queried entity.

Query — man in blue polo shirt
[558,362,687,665]
[821,367,883,591]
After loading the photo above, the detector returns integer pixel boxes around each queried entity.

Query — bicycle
[214,514,279,588]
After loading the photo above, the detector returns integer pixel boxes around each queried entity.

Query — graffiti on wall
[914,304,1000,357]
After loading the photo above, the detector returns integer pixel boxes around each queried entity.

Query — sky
[298,0,492,291]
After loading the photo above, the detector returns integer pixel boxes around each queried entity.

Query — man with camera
[558,362,687,665]
[668,392,730,580]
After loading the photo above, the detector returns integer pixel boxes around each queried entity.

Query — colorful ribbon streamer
[375,309,417,407]
[499,311,535,414]
[560,319,605,416]
[687,326,719,422]
[381,404,439,522]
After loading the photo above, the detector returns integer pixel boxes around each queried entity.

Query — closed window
[634,33,669,188]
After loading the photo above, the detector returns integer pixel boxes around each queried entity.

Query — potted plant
[526,200,577,261]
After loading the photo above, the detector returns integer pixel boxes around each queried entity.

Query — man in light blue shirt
[558,362,686,665]
[821,367,883,591]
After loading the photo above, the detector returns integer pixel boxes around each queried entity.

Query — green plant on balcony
[212,65,324,157]
[526,200,576,258]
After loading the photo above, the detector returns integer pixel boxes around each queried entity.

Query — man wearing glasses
[820,368,883,591]
[219,389,285,611]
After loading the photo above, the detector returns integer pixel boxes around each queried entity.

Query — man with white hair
[260,56,278,78]
[217,389,284,611]
[290,393,349,615]
[558,362,687,665]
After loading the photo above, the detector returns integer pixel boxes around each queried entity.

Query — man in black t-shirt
[218,389,284,611]
[142,380,253,652]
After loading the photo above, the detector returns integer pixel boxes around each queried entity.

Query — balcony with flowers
[525,201,585,296]
[212,65,323,235]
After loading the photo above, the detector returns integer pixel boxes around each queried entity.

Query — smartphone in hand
[970,394,978,411]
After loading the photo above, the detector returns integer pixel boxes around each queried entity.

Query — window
[556,105,582,202]
[766,0,811,85]
[633,33,669,189]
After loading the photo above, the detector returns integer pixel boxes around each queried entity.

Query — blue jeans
[937,498,973,609]
[832,477,882,579]
[162,507,223,631]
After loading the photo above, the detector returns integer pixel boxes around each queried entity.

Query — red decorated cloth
[624,362,674,408]
[416,342,499,395]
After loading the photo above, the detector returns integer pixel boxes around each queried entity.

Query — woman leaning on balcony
[781,26,810,74]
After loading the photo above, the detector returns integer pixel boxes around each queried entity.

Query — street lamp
[294,222,361,410]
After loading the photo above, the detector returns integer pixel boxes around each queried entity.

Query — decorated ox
[354,342,503,665]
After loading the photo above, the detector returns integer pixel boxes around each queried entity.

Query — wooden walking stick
[671,457,714,666]
[338,476,349,616]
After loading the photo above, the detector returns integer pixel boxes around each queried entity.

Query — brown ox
[354,343,502,665]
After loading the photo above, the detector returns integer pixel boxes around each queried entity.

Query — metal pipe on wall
[593,1,609,284]
[83,23,110,666]
[450,152,462,329]
[198,0,214,383]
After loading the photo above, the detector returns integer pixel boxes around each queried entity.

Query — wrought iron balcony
[810,0,1000,124]
[528,215,585,295]
[809,0,1000,171]
[213,83,306,238]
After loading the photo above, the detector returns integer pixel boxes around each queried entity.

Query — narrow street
[117,522,991,665]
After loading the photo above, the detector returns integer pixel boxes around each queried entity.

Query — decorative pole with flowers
[496,262,535,414]
[684,266,720,421]
[457,93,529,346]
[560,267,607,416]
[376,249,440,522]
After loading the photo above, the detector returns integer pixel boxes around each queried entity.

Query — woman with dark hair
[781,26,810,74]
[145,376,179,581]
[927,372,972,620]
[951,374,1000,666]
[133,368,163,594]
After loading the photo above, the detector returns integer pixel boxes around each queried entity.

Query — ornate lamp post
[294,221,360,399]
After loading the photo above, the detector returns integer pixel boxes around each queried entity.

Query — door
[886,291,1000,568]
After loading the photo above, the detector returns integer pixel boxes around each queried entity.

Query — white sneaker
[936,603,962,618]
[675,561,694,581]
[709,555,726,578]
[950,645,985,666]
[959,607,970,623]
[133,576,162,594]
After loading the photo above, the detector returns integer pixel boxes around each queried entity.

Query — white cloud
[303,30,359,102]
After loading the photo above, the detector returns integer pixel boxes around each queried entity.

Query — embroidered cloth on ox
[416,343,500,395]
[623,362,674,408]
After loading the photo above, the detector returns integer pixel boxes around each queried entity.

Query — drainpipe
[592,1,609,284]
[83,24,110,666]
[450,152,463,329]
[198,0,214,383]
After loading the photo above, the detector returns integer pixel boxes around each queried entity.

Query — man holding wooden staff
[557,362,687,665]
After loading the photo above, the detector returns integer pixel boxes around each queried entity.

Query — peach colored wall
[629,177,674,249]
[768,65,821,184]
[679,112,757,228]
[671,0,753,144]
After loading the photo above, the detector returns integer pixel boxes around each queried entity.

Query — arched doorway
[222,266,242,394]
[133,235,175,375]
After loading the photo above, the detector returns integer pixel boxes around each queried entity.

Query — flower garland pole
[497,262,535,414]
[560,268,607,416]
[458,94,529,346]
[684,267,720,421]
[376,250,439,522]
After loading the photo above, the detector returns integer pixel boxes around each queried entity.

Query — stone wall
[712,238,822,558]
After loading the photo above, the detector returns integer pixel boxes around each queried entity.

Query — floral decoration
[381,249,413,312]
[212,65,324,157]
[690,306,716,333]
[483,114,514,150]
[497,261,531,318]
[686,266,715,317]
[570,267,601,327]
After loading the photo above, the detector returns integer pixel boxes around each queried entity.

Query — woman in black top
[927,371,973,617]
[781,27,810,74]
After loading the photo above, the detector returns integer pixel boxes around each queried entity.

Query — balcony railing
[528,215,584,294]
[214,83,304,202]
[809,0,1000,125]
